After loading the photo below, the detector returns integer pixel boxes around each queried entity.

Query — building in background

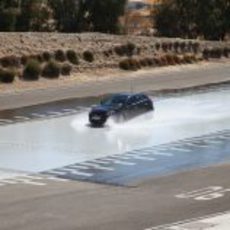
[121,0,163,35]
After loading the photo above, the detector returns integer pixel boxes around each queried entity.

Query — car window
[127,96,137,105]
[101,95,128,106]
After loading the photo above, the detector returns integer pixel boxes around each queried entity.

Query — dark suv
[89,93,154,127]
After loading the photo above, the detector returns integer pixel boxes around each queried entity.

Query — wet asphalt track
[0,85,230,186]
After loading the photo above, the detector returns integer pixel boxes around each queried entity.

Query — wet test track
[0,84,230,230]
[0,85,230,187]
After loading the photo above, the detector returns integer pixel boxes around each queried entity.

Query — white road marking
[79,162,114,171]
[205,140,223,145]
[128,154,156,161]
[146,211,230,230]
[168,147,192,152]
[62,108,76,112]
[94,158,136,166]
[45,176,69,182]
[47,111,63,116]
[176,186,230,201]
[31,113,47,118]
[14,116,30,121]
[0,119,13,123]
[59,168,93,177]
[146,150,173,157]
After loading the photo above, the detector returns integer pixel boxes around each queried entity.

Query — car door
[125,96,136,118]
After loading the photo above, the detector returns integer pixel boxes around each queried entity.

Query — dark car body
[89,93,154,127]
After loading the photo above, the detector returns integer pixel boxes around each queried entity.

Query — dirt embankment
[0,32,229,109]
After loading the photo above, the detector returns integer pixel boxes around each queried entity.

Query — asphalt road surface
[0,84,230,230]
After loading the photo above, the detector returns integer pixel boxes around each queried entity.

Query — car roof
[112,93,146,97]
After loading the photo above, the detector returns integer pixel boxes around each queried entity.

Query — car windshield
[101,95,128,106]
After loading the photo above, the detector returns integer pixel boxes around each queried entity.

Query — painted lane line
[68,165,89,170]
[205,140,224,144]
[107,155,133,160]
[183,142,209,148]
[13,178,46,186]
[142,149,173,157]
[176,186,223,199]
[0,119,13,123]
[104,157,136,165]
[168,147,192,152]
[79,162,114,171]
[31,113,47,118]
[0,179,18,184]
[112,160,136,166]
[14,116,30,121]
[126,153,156,161]
[62,108,78,112]
[94,158,136,166]
[47,111,63,116]
[45,176,69,182]
[59,168,93,177]
[145,211,230,230]
[112,154,132,160]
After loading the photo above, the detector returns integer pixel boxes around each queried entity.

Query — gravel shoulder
[0,60,229,110]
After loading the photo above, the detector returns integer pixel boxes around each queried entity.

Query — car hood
[90,105,113,113]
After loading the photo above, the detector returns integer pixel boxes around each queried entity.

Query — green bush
[22,59,41,81]
[54,49,66,62]
[61,63,72,76]
[42,60,60,79]
[0,68,15,83]
[83,50,94,62]
[66,50,79,65]
[0,55,20,68]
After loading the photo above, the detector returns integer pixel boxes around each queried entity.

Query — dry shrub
[22,59,41,81]
[203,48,211,60]
[54,49,66,62]
[0,55,20,68]
[165,54,176,65]
[155,42,161,51]
[42,51,52,62]
[119,58,141,71]
[61,63,72,76]
[159,56,168,66]
[42,60,61,79]
[0,68,15,83]
[83,50,94,62]
[66,50,79,65]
